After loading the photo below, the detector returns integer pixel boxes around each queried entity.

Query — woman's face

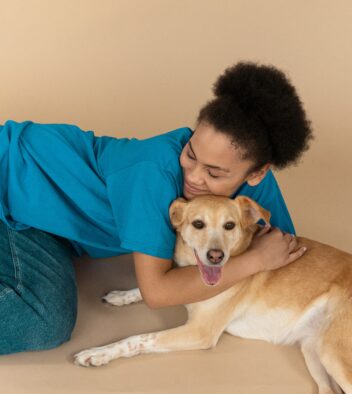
[180,122,268,200]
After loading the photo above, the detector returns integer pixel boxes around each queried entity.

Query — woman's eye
[192,220,205,229]
[208,171,219,179]
[186,149,219,178]
[187,151,196,160]
[224,222,235,230]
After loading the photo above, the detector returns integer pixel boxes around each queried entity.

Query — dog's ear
[169,198,188,229]
[234,196,271,228]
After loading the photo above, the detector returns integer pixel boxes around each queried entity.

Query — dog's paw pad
[102,289,141,306]
[74,349,112,367]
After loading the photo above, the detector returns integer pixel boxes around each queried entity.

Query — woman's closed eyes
[186,150,220,179]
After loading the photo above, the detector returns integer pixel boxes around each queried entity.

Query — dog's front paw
[73,347,114,367]
[102,288,142,306]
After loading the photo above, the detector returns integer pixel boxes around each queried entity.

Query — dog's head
[169,195,271,286]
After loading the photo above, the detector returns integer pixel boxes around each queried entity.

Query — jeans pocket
[0,225,22,297]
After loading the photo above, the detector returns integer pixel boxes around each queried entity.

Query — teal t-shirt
[0,120,295,259]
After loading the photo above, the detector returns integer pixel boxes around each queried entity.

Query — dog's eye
[224,222,235,230]
[192,220,205,229]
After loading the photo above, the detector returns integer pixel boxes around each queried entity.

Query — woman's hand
[247,225,307,272]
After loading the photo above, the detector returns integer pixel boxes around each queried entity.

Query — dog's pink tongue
[194,251,222,286]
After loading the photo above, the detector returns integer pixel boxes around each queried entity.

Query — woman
[0,62,313,354]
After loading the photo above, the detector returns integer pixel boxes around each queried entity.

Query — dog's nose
[206,249,224,265]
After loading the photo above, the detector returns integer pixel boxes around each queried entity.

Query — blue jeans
[0,219,77,354]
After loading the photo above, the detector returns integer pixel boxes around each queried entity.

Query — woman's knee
[37,299,78,350]
[41,282,78,345]
[0,287,77,355]
[0,222,78,354]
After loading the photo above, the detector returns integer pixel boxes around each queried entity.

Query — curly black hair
[196,62,314,173]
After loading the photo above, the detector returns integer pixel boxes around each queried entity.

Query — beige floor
[0,253,317,394]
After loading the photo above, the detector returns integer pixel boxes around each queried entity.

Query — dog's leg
[75,290,236,367]
[74,332,159,367]
[74,320,223,367]
[300,340,343,394]
[102,288,142,306]
[318,301,352,394]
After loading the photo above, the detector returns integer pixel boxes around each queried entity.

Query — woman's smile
[183,180,207,195]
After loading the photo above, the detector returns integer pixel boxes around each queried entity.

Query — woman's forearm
[151,250,260,308]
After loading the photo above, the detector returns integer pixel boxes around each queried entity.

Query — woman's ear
[246,164,271,186]
[169,198,188,229]
[234,196,271,228]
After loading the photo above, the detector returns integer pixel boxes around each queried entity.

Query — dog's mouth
[194,249,223,286]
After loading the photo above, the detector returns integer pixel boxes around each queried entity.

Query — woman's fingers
[287,235,297,252]
[282,231,307,265]
[287,246,307,264]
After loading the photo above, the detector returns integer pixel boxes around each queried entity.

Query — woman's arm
[134,250,257,308]
[133,227,306,309]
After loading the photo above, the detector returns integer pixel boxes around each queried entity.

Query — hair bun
[213,61,295,116]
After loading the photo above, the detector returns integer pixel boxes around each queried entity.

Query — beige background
[0,1,351,393]
[1,0,352,251]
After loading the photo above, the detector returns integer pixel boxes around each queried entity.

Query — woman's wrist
[225,249,262,285]
[234,249,263,276]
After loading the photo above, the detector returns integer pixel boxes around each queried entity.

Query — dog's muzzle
[194,249,223,286]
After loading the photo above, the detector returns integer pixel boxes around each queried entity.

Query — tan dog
[74,195,352,394]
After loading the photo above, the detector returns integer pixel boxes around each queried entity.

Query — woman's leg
[0,220,78,354]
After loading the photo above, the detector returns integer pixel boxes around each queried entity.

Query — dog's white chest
[225,297,329,345]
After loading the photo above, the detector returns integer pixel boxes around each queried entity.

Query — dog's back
[252,237,352,311]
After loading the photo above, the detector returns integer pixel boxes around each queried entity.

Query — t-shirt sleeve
[105,162,178,259]
[236,170,296,235]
